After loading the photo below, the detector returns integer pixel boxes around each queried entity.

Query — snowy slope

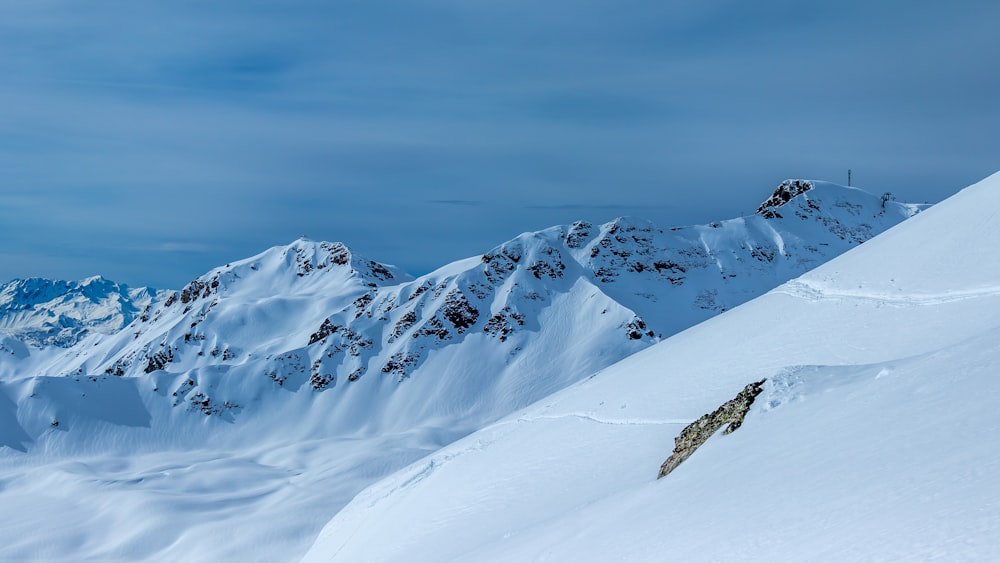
[0,180,925,561]
[301,171,1000,562]
[0,276,163,347]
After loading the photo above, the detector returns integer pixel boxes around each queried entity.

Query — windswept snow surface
[302,171,1000,562]
[0,181,925,561]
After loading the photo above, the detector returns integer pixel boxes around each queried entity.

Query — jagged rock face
[0,277,161,347]
[75,240,409,390]
[658,379,766,479]
[757,179,814,218]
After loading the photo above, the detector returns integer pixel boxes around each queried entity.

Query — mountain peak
[79,275,112,285]
[153,240,412,317]
[605,216,657,230]
[756,179,815,216]
[271,239,410,285]
[222,239,408,284]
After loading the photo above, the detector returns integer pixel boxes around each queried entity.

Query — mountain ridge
[4,179,925,440]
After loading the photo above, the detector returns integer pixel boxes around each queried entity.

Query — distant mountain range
[0,276,165,347]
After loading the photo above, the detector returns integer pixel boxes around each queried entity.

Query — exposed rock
[352,292,375,319]
[188,392,239,416]
[388,310,418,342]
[441,290,479,332]
[308,318,340,345]
[171,378,197,407]
[483,307,525,342]
[481,242,523,284]
[756,179,814,218]
[144,347,175,374]
[340,328,372,356]
[310,372,335,390]
[527,259,565,280]
[381,352,420,380]
[366,260,396,281]
[414,317,450,341]
[407,282,432,301]
[104,353,135,376]
[179,277,218,304]
[267,370,287,386]
[657,379,765,479]
[324,241,351,266]
[564,221,592,248]
[623,317,655,340]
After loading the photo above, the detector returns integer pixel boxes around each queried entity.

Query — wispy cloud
[428,199,481,206]
[150,243,220,253]
[523,204,671,211]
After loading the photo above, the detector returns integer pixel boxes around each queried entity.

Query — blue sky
[1,0,998,289]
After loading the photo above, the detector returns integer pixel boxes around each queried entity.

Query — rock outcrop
[657,378,766,479]
[756,179,814,218]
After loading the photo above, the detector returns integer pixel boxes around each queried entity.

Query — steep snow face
[301,172,1000,563]
[0,181,925,561]
[0,276,163,347]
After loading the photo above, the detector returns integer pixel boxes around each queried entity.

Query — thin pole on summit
[848,169,852,187]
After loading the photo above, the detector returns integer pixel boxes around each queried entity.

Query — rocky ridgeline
[756,179,814,218]
[3,181,925,423]
[658,379,766,479]
[294,176,917,387]
[89,240,409,392]
[302,236,616,386]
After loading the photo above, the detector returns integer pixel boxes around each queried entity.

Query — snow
[0,434,448,561]
[301,171,1000,562]
[0,276,163,347]
[0,179,936,561]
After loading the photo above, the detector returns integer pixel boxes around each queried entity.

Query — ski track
[371,412,685,499]
[516,412,690,426]
[773,279,1000,306]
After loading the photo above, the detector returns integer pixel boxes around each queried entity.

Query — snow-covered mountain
[0,179,926,561]
[0,276,163,347]
[6,181,920,439]
[302,172,1000,562]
